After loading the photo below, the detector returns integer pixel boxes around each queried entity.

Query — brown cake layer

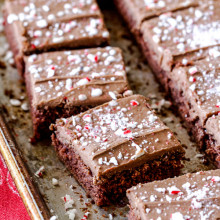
[50,95,185,206]
[25,47,130,141]
[52,133,184,206]
[114,0,220,167]
[127,169,220,219]
[3,0,109,76]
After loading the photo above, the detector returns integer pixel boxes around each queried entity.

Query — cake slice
[24,47,130,141]
[3,0,109,76]
[50,95,185,206]
[127,169,220,220]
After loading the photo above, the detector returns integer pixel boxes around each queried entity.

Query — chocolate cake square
[24,47,130,141]
[3,0,110,75]
[51,95,185,206]
[114,0,220,167]
[127,169,220,220]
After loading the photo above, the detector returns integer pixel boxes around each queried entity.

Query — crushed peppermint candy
[21,102,29,111]
[130,100,139,106]
[62,194,74,210]
[81,211,90,220]
[36,19,48,28]
[170,212,184,220]
[52,178,59,186]
[123,90,133,97]
[66,209,77,220]
[10,99,21,107]
[77,78,90,86]
[109,91,117,100]
[35,166,45,178]
[188,67,198,75]
[91,88,103,97]
[78,94,87,101]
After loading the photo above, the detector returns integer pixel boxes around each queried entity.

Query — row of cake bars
[114,0,220,168]
[3,0,220,219]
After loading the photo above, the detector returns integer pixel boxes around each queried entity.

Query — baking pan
[0,1,215,219]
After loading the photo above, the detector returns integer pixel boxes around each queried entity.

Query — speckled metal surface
[0,1,215,220]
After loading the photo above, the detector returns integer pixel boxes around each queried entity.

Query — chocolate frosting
[25,47,129,108]
[4,0,109,54]
[52,95,184,182]
[118,0,197,30]
[127,169,220,220]
[141,1,220,71]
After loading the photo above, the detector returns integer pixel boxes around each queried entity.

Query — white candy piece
[76,78,90,86]
[148,114,157,123]
[123,90,133,97]
[189,66,198,75]
[66,79,72,90]
[91,88,103,97]
[7,14,18,24]
[109,91,117,100]
[35,87,42,93]
[36,19,48,28]
[109,157,118,166]
[66,209,77,220]
[109,100,118,107]
[170,212,184,220]
[10,99,21,107]
[78,94,87,101]
[21,103,29,111]
[52,178,59,186]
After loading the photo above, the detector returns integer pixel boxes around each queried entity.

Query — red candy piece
[94,55,99,62]
[31,44,36,49]
[171,190,181,194]
[130,100,139,106]
[124,130,131,134]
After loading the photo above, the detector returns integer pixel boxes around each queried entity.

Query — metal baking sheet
[0,1,215,219]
